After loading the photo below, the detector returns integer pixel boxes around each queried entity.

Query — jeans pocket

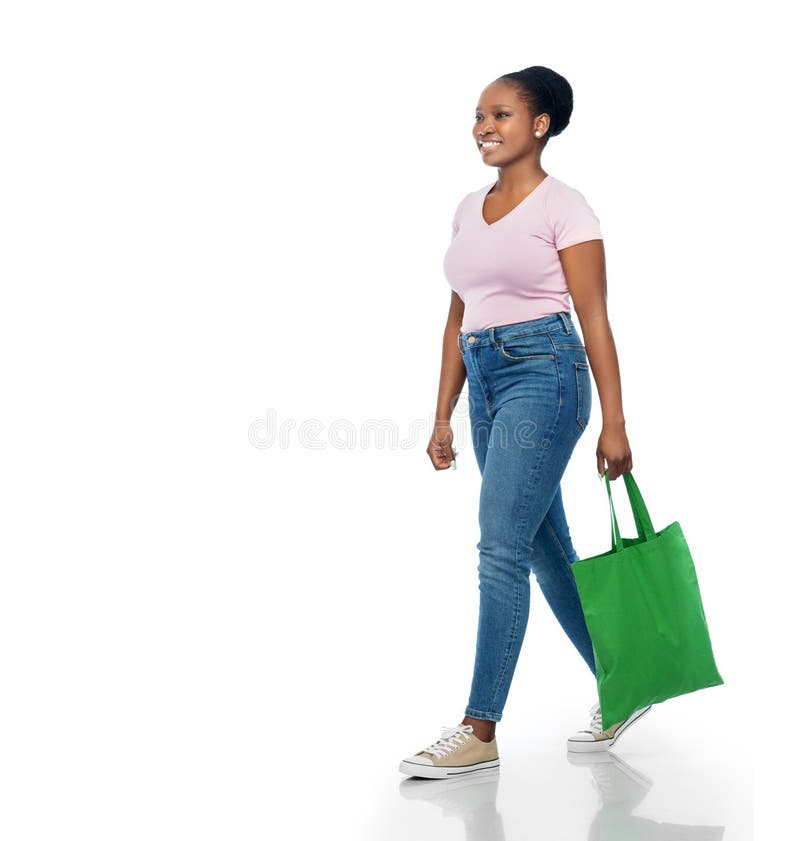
[575,361,591,430]
[498,334,556,361]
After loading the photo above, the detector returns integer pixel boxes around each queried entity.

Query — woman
[399,66,652,779]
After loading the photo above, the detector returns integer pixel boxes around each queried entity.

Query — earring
[535,131,541,137]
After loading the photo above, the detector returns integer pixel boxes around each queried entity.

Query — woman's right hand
[427,423,457,470]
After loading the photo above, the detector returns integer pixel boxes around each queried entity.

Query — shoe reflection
[567,751,725,840]
[396,754,727,841]
[398,769,505,841]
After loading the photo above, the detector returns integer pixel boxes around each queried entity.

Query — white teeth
[480,141,501,146]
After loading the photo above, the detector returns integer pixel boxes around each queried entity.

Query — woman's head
[474,66,574,163]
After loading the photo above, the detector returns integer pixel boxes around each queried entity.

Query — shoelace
[579,701,604,734]
[588,704,604,734]
[421,724,474,758]
[587,702,645,734]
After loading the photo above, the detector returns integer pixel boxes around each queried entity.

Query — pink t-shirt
[443,174,603,332]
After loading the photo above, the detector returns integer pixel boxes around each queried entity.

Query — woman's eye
[474,113,510,121]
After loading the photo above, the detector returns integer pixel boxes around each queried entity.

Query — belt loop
[457,332,464,352]
[557,311,572,334]
[489,326,497,349]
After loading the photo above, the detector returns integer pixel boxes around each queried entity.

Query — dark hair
[496,66,573,147]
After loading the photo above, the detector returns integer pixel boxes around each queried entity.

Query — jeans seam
[464,706,501,722]
[542,513,596,676]
[543,513,572,567]
[575,361,589,430]
[498,347,556,362]
[487,450,544,714]
[487,561,523,715]
[497,327,553,340]
[473,349,494,413]
[551,335,563,409]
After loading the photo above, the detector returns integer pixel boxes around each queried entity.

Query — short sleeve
[546,183,603,250]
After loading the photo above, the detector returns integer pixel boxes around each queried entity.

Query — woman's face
[473,80,548,166]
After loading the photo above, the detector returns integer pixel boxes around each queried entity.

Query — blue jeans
[457,311,597,723]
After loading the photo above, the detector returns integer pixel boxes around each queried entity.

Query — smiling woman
[399,65,640,781]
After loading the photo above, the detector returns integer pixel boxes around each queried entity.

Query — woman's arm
[428,291,467,470]
[558,239,633,479]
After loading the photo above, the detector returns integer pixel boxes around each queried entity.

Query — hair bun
[500,65,574,142]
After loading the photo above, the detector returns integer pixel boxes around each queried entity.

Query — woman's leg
[463,398,581,724]
[457,313,590,733]
[530,484,597,676]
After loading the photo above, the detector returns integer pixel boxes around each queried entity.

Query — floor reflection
[566,751,725,840]
[398,751,726,841]
[399,769,505,841]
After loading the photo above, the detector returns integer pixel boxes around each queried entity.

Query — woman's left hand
[596,421,632,480]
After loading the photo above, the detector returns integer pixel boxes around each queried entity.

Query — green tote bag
[571,470,724,730]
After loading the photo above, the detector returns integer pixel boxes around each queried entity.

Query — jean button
[468,336,476,344]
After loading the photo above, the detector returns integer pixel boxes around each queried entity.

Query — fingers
[434,447,456,470]
[600,457,633,480]
[430,443,458,470]
[596,454,606,479]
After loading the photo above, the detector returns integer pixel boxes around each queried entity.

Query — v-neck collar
[480,175,551,227]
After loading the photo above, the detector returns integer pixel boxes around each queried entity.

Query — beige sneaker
[399,724,500,778]
[567,701,652,752]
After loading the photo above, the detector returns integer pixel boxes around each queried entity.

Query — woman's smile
[479,139,503,154]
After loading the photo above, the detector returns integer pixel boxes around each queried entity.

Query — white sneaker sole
[398,757,500,779]
[566,704,653,753]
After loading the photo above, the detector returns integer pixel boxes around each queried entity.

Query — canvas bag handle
[603,470,656,552]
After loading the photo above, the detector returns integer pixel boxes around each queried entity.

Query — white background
[1,1,796,839]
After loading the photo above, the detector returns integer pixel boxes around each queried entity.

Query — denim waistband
[458,311,574,351]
